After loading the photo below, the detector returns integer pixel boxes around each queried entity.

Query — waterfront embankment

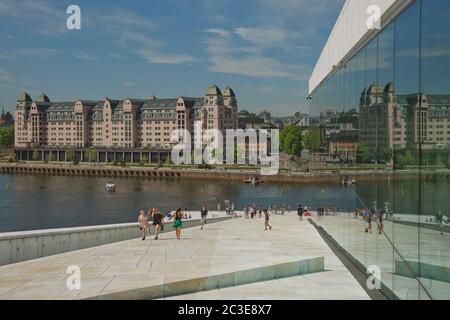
[2,162,450,183]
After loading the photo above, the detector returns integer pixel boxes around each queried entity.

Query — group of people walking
[244,205,258,219]
[138,208,164,241]
[137,205,211,241]
[138,208,184,241]
[243,205,273,230]
[354,208,384,235]
[137,202,447,244]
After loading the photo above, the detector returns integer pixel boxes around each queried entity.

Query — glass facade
[310,0,450,300]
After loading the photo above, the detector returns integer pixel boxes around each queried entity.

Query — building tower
[223,86,238,129]
[204,85,223,133]
[14,92,33,148]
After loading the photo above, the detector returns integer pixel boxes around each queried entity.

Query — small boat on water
[105,182,116,192]
[340,176,356,186]
[245,176,262,185]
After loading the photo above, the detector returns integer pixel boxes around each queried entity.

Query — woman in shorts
[171,208,184,240]
[138,210,149,241]
[151,208,163,240]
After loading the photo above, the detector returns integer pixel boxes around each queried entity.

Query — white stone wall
[0,216,231,266]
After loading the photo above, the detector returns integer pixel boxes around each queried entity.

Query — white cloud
[397,44,450,59]
[0,83,12,89]
[122,81,135,87]
[0,48,58,60]
[209,55,293,78]
[94,7,197,66]
[0,67,40,93]
[205,28,232,39]
[16,48,58,56]
[205,27,310,80]
[0,0,67,36]
[94,9,163,49]
[75,53,97,61]
[256,0,342,17]
[109,53,126,60]
[116,31,165,49]
[96,9,155,31]
[0,68,12,81]
[234,26,288,48]
[1,2,198,66]
[136,49,198,65]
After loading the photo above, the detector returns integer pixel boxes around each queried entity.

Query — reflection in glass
[309,0,450,300]
[418,0,450,300]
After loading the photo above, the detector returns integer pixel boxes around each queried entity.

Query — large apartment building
[358,82,406,154]
[359,82,450,156]
[15,85,238,153]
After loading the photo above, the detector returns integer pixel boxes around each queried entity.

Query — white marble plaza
[0,215,369,300]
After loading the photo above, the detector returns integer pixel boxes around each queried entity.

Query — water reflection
[0,174,448,233]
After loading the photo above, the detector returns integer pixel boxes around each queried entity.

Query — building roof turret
[206,85,222,96]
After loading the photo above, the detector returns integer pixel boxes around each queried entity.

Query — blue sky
[0,0,344,116]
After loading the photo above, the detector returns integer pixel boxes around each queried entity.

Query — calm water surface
[0,174,448,232]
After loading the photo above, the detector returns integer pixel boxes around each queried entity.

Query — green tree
[44,152,53,163]
[0,126,14,148]
[394,151,415,169]
[356,144,369,163]
[384,148,393,162]
[89,149,98,162]
[32,150,39,161]
[280,125,302,156]
[66,149,75,162]
[395,154,406,169]
[404,152,415,166]
[303,128,321,153]
[141,154,149,165]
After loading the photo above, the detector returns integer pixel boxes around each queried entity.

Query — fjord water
[0,174,448,232]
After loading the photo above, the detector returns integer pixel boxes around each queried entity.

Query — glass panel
[419,0,450,300]
[376,22,395,296]
[365,37,381,162]
[393,0,421,300]
[308,0,450,300]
